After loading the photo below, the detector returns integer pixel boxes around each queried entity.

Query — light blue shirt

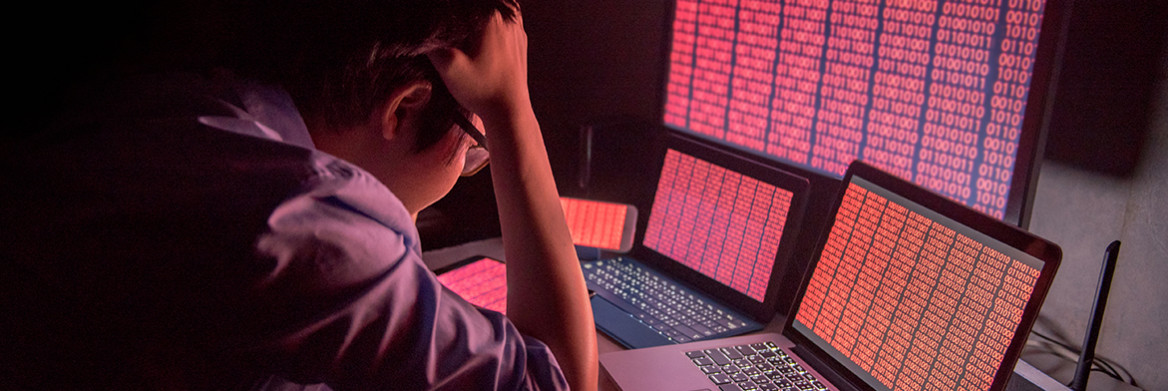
[0,71,567,390]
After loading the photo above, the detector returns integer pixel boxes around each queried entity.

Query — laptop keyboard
[687,341,830,391]
[582,257,749,343]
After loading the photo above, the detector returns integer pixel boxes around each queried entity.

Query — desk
[422,238,1134,391]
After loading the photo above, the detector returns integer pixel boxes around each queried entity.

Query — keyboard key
[675,324,703,340]
[693,356,715,366]
[718,384,745,391]
[704,349,732,366]
[585,257,750,345]
[687,340,805,391]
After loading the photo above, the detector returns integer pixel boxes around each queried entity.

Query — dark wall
[1041,0,1166,177]
[1023,1,1168,389]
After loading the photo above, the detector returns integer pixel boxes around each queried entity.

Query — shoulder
[256,153,421,286]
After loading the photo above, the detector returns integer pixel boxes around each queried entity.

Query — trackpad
[590,296,674,349]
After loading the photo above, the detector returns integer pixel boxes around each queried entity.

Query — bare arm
[428,10,598,391]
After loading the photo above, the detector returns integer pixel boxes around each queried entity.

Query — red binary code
[642,149,793,301]
[664,0,1048,220]
[795,182,1038,390]
[437,258,508,314]
[561,197,629,250]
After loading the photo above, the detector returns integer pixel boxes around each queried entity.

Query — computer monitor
[658,0,1069,229]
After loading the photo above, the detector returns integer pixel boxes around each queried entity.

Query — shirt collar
[197,72,315,150]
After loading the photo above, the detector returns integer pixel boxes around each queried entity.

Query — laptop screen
[436,257,508,314]
[791,166,1054,391]
[641,148,797,303]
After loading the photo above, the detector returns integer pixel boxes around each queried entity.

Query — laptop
[585,133,810,349]
[599,160,1062,391]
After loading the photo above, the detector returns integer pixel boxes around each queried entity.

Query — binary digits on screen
[795,182,1040,390]
[436,258,508,314]
[664,0,1046,219]
[561,198,629,250]
[643,149,795,302]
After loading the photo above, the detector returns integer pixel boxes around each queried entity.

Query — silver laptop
[585,134,810,349]
[600,160,1062,391]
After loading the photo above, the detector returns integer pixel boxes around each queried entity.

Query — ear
[378,81,433,141]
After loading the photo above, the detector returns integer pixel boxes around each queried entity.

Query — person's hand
[428,8,531,126]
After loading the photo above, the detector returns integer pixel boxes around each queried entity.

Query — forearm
[485,109,598,391]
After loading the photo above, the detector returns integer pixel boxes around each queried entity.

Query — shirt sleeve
[241,159,569,391]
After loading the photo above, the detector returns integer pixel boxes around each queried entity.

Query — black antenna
[1069,240,1121,391]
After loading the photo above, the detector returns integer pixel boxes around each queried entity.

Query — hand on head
[427,8,531,127]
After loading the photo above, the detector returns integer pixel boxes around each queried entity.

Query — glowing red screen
[795,181,1040,390]
[561,197,628,250]
[642,149,794,302]
[664,0,1048,219]
[437,258,508,314]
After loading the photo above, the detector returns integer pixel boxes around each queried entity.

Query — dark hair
[223,0,518,151]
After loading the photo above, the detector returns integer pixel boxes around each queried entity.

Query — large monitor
[659,0,1068,228]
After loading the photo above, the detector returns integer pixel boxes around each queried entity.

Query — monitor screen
[641,148,797,302]
[792,173,1048,391]
[661,0,1064,225]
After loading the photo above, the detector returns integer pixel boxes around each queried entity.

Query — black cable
[1028,330,1131,383]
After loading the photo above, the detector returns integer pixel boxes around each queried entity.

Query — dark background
[13,0,1167,389]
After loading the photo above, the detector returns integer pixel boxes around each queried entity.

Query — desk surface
[422,238,1138,391]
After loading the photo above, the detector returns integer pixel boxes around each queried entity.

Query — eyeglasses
[452,112,490,177]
